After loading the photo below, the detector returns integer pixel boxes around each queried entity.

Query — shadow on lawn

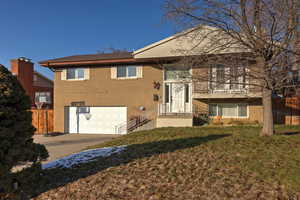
[283,132,300,136]
[276,130,300,136]
[20,134,230,198]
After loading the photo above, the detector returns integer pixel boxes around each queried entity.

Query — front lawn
[23,126,300,199]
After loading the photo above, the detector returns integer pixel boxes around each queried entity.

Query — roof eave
[39,58,137,68]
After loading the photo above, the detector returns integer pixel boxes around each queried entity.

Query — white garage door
[67,106,127,134]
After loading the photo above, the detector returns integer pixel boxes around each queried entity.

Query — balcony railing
[193,87,250,94]
[193,88,264,94]
[209,88,248,94]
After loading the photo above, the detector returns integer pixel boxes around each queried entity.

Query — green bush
[0,65,48,196]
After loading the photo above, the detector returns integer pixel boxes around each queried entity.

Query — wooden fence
[31,109,54,134]
[273,97,300,125]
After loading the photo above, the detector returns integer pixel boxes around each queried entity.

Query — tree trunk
[260,88,274,136]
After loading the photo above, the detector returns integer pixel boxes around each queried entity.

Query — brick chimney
[10,57,34,103]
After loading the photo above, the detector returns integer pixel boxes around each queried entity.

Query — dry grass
[17,126,300,199]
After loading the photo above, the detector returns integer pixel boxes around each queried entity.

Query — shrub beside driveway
[18,126,300,199]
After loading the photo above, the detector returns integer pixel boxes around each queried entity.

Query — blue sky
[0,1,175,79]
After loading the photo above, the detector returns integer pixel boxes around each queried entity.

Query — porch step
[156,116,193,128]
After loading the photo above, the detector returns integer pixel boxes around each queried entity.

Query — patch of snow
[42,146,126,169]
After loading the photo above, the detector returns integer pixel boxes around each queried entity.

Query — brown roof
[39,52,133,66]
[34,71,53,83]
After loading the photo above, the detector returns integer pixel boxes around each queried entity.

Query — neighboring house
[10,57,54,108]
[39,30,263,134]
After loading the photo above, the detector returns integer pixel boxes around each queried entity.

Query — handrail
[115,116,148,134]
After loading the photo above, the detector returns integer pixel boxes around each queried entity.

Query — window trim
[116,66,137,79]
[208,103,249,118]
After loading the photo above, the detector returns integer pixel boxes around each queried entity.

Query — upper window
[210,64,247,90]
[165,66,191,81]
[67,68,85,80]
[215,64,225,89]
[35,92,51,103]
[117,66,137,78]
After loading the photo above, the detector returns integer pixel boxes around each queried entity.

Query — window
[210,64,247,90]
[230,66,246,89]
[185,84,189,103]
[238,104,247,117]
[165,84,170,103]
[215,64,225,90]
[208,104,248,118]
[67,68,85,80]
[35,92,51,103]
[117,66,137,78]
[127,66,137,77]
[165,66,191,81]
[219,104,236,117]
[117,67,126,78]
[230,66,239,90]
[209,104,218,116]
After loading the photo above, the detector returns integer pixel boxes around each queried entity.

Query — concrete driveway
[34,134,119,162]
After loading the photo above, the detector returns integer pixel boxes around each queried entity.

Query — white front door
[165,83,191,113]
[171,83,185,112]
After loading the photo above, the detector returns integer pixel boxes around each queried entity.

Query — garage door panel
[68,106,127,134]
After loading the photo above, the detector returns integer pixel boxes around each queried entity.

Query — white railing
[158,103,192,116]
[209,88,248,94]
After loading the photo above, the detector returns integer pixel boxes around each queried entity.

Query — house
[39,29,263,134]
[10,57,54,109]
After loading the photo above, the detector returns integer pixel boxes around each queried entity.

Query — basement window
[209,104,248,118]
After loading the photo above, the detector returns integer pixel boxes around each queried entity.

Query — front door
[171,83,185,112]
[165,83,191,113]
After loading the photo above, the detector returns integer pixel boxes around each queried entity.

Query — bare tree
[165,0,300,136]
